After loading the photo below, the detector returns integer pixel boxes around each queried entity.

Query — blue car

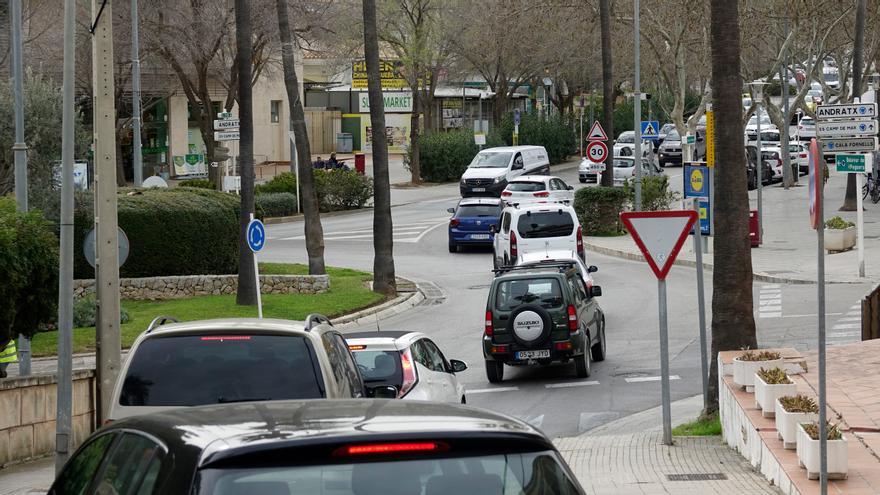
[447,198,503,252]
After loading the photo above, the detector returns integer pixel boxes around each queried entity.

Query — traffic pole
[250,213,264,319]
[857,170,865,277]
[816,157,828,495]
[633,0,643,209]
[692,200,709,410]
[757,103,764,239]
[658,278,673,446]
[56,0,77,472]
[131,0,143,187]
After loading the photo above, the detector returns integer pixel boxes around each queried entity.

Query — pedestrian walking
[0,339,18,378]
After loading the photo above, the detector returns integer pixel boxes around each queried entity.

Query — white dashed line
[545,381,600,389]
[832,323,860,330]
[625,375,681,383]
[467,387,519,394]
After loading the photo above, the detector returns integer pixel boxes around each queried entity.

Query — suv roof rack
[146,315,179,333]
[304,313,333,331]
[492,260,577,275]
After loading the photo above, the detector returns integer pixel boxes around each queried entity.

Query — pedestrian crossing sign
[641,121,660,141]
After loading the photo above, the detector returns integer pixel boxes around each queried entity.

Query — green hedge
[255,172,297,195]
[0,197,58,343]
[176,179,214,189]
[313,170,374,211]
[573,187,627,236]
[416,131,483,182]
[255,192,297,219]
[493,113,576,164]
[71,188,240,279]
[623,175,680,211]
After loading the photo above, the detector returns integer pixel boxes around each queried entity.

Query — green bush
[73,295,130,328]
[0,197,59,344]
[313,170,374,211]
[573,187,627,236]
[70,188,240,279]
[255,172,297,195]
[255,192,297,219]
[825,216,855,229]
[493,113,576,164]
[623,175,680,211]
[176,179,214,189]
[417,131,481,182]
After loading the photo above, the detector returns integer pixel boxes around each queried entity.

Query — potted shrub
[824,216,856,252]
[797,421,847,480]
[776,394,819,449]
[754,367,796,416]
[732,350,783,391]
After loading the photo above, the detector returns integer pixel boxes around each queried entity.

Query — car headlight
[493,176,503,184]
[460,178,466,185]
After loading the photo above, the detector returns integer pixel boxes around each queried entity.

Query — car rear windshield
[495,278,564,310]
[119,334,323,406]
[457,205,502,217]
[350,350,402,389]
[197,450,580,495]
[469,152,512,168]
[516,212,574,239]
[506,181,545,192]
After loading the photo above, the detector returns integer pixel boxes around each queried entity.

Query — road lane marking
[837,317,861,322]
[782,312,843,318]
[397,222,447,243]
[467,387,519,394]
[625,375,681,383]
[757,285,782,319]
[514,414,545,428]
[545,381,599,389]
[760,312,782,318]
[832,323,860,330]
[828,331,859,338]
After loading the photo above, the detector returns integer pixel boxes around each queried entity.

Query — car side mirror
[568,185,574,190]
[489,225,497,234]
[367,385,399,399]
[588,265,598,273]
[447,207,455,214]
[590,286,602,298]
[450,359,468,373]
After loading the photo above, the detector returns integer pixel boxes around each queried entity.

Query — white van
[491,203,584,268]
[460,146,550,197]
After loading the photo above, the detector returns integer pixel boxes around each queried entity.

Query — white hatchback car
[492,203,584,268]
[345,331,468,404]
[501,175,575,205]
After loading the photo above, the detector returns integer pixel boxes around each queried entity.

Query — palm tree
[599,0,614,187]
[706,0,757,413]
[275,0,326,275]
[363,0,397,296]
[235,0,257,305]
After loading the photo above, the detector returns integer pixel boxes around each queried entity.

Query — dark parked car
[484,262,605,383]
[49,399,586,495]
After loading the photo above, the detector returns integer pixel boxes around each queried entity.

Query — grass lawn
[671,413,722,436]
[30,263,384,357]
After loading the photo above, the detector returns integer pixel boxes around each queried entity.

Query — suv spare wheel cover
[512,310,544,342]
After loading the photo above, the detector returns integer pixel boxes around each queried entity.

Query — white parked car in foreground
[501,175,575,205]
[345,331,467,404]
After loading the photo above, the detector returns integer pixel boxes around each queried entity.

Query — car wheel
[492,250,499,270]
[448,242,458,253]
[575,345,591,378]
[591,319,607,362]
[486,360,504,383]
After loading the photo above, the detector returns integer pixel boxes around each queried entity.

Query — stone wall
[74,274,330,300]
[0,370,96,466]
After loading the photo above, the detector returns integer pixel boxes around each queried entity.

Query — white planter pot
[732,357,784,391]
[797,423,848,480]
[754,374,797,417]
[824,226,856,252]
[775,399,818,449]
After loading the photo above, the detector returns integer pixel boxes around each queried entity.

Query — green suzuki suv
[483,262,605,383]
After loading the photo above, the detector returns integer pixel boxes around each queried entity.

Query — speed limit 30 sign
[586,141,608,162]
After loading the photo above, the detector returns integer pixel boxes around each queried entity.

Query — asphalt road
[262,163,872,438]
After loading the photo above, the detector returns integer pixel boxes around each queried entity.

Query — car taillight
[485,310,494,336]
[334,441,448,456]
[399,348,418,397]
[449,218,460,228]
[800,153,807,158]
[501,191,512,197]
[510,231,517,258]
[577,225,584,260]
[533,191,549,198]
[567,305,578,332]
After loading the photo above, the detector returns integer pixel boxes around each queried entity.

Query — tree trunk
[276,0,326,275]
[410,86,421,183]
[234,0,257,306]
[599,0,614,187]
[363,0,396,297]
[706,0,757,415]
[840,0,866,212]
[115,127,127,186]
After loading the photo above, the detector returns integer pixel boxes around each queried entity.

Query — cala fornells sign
[358,92,413,113]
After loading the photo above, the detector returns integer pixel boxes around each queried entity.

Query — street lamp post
[751,80,768,240]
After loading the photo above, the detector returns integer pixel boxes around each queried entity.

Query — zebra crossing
[757,284,782,318]
[276,217,448,243]
[828,302,862,343]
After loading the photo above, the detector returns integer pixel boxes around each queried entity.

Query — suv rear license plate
[471,187,486,192]
[470,234,490,240]
[515,350,550,360]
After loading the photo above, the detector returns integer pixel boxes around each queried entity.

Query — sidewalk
[587,171,879,283]
[556,396,779,494]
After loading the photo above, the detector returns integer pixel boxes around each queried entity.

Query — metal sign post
[620,210,699,446]
[808,139,828,494]
[690,199,709,410]
[247,215,266,318]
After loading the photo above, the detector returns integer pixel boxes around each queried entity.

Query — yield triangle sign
[620,211,698,280]
[587,121,608,141]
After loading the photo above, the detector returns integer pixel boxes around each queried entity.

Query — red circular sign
[586,141,608,162]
